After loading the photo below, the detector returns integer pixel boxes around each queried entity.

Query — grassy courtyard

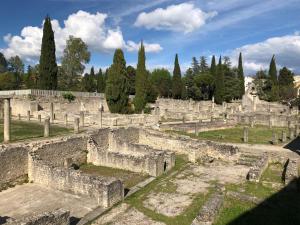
[169,125,290,145]
[0,119,71,142]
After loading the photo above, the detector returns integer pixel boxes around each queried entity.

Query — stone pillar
[3,98,11,143]
[288,120,291,129]
[50,102,54,123]
[100,110,103,128]
[268,115,273,129]
[44,117,50,137]
[295,125,299,136]
[212,96,215,110]
[250,116,255,128]
[272,131,278,145]
[18,113,21,120]
[194,123,198,136]
[80,111,84,127]
[289,128,295,139]
[182,115,185,124]
[38,114,41,123]
[27,110,31,121]
[252,96,257,112]
[74,118,80,134]
[281,130,287,142]
[64,113,68,126]
[243,127,249,143]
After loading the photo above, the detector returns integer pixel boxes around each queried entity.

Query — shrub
[63,92,76,103]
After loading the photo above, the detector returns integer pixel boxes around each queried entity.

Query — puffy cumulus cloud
[1,10,161,63]
[231,34,300,74]
[125,41,163,53]
[134,3,217,34]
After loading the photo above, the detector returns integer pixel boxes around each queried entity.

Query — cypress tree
[214,56,224,104]
[0,52,7,73]
[210,55,217,77]
[96,69,105,93]
[39,16,58,90]
[134,42,148,113]
[105,49,129,113]
[199,56,208,73]
[238,52,245,98]
[269,55,277,85]
[172,54,182,99]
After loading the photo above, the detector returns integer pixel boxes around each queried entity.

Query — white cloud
[1,10,161,63]
[231,34,300,74]
[134,3,217,34]
[125,41,163,53]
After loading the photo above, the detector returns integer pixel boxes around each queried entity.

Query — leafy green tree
[172,54,182,99]
[150,68,172,97]
[105,49,129,113]
[82,67,96,92]
[7,55,24,88]
[199,56,208,73]
[0,52,7,73]
[194,72,214,100]
[0,72,18,90]
[238,52,245,98]
[96,69,105,93]
[126,65,136,95]
[60,36,90,90]
[278,67,295,101]
[39,16,58,90]
[214,56,224,104]
[134,42,148,112]
[24,65,38,88]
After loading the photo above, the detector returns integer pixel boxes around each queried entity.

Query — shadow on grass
[283,136,300,155]
[227,178,300,225]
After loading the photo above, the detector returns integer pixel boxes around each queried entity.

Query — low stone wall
[6,209,70,225]
[0,145,28,191]
[28,153,123,208]
[32,136,88,167]
[247,154,269,182]
[284,159,299,187]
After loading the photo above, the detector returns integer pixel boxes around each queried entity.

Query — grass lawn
[80,164,149,189]
[169,125,289,145]
[0,119,71,143]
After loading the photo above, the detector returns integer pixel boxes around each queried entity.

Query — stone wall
[247,154,269,182]
[284,159,299,187]
[0,145,28,191]
[32,136,88,167]
[28,153,123,208]
[5,209,70,225]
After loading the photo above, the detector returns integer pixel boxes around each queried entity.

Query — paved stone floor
[0,183,99,222]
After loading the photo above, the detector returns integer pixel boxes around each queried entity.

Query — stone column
[50,102,54,123]
[289,128,295,139]
[100,110,103,128]
[212,96,215,110]
[44,117,50,138]
[272,131,278,145]
[194,123,198,136]
[64,113,68,126]
[268,115,273,129]
[295,125,299,136]
[281,130,287,142]
[243,127,249,143]
[18,113,21,120]
[252,96,257,112]
[250,116,255,128]
[3,98,11,143]
[38,114,41,123]
[288,120,291,129]
[27,110,31,121]
[80,111,84,127]
[182,115,185,124]
[74,118,80,134]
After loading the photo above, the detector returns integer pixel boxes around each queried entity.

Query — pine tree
[172,54,182,99]
[238,52,245,98]
[82,67,96,92]
[199,56,208,73]
[269,55,277,85]
[191,57,200,75]
[105,49,129,113]
[39,16,58,90]
[214,56,224,104]
[134,42,148,113]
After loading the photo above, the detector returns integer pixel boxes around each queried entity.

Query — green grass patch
[261,163,284,184]
[0,119,71,143]
[80,164,149,189]
[168,125,289,145]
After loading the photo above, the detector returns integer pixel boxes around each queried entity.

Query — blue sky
[0,0,300,75]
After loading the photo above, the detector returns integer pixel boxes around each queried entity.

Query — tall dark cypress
[210,55,217,76]
[172,54,182,99]
[214,56,224,104]
[0,52,7,73]
[39,16,58,90]
[269,55,277,84]
[134,42,148,112]
[238,52,245,98]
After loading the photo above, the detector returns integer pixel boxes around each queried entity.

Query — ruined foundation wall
[33,136,88,167]
[28,154,123,208]
[6,209,70,225]
[0,145,28,190]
